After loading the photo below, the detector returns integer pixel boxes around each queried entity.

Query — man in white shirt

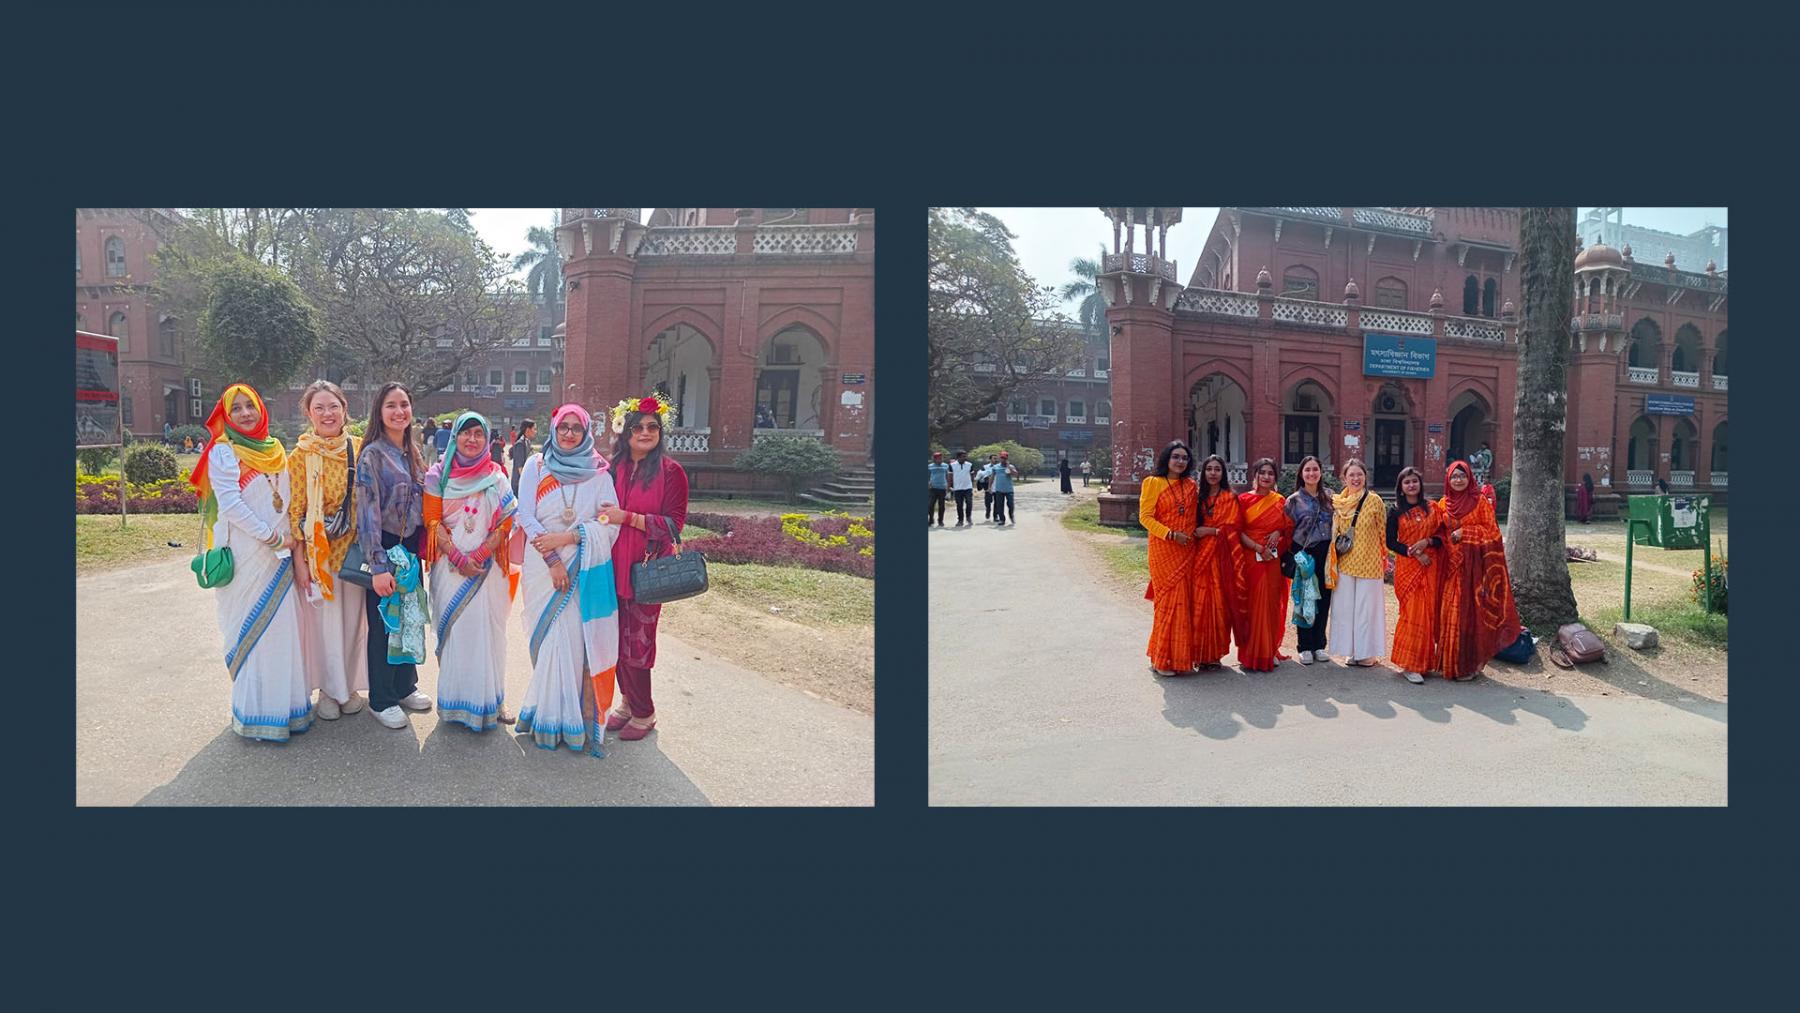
[948,450,976,527]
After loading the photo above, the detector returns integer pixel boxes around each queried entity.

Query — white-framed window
[1067,399,1086,422]
[108,310,129,352]
[121,395,134,426]
[462,371,475,391]
[1039,398,1057,418]
[488,370,503,388]
[981,406,998,421]
[537,369,552,392]
[512,369,528,391]
[158,315,177,357]
[1095,356,1109,378]
[1007,398,1027,422]
[513,329,531,347]
[105,236,126,277]
[538,326,553,347]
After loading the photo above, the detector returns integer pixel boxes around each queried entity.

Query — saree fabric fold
[428,480,518,732]
[1140,476,1198,672]
[1234,490,1293,671]
[1436,486,1521,679]
[1390,501,1445,674]
[1192,489,1242,665]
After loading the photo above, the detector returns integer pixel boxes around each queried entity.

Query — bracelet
[265,530,282,548]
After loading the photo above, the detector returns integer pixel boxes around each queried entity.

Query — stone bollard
[1613,622,1660,651]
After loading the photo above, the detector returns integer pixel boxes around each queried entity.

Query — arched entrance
[755,325,828,433]
[644,323,716,429]
[1446,388,1493,469]
[1281,379,1333,473]
[1627,317,1661,368]
[1709,420,1727,485]
[1369,381,1417,488]
[1712,330,1728,385]
[1669,417,1698,487]
[1626,416,1657,487]
[1187,372,1247,479]
[1672,323,1702,380]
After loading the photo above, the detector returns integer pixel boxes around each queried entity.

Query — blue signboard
[1363,333,1438,378]
[1060,430,1094,442]
[1646,394,1695,415]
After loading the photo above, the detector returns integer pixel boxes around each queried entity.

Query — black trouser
[364,527,422,712]
[1083,474,1090,487]
[952,489,973,524]
[1294,540,1333,652]
[983,489,993,518]
[994,491,1015,523]
[929,487,947,524]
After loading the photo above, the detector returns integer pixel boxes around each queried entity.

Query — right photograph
[928,207,1727,806]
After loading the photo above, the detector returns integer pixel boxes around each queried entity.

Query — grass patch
[705,562,873,628]
[1097,540,1148,585]
[1589,601,1728,650]
[76,514,199,574]
[1062,499,1146,538]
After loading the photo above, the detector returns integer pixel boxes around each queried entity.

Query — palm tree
[511,219,563,309]
[1058,245,1109,338]
[1504,207,1579,627]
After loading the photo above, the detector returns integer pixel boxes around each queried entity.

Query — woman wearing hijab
[423,412,519,732]
[1191,454,1241,671]
[1436,459,1522,681]
[1576,473,1595,524]
[188,383,312,742]
[1139,441,1198,676]
[1059,457,1073,495]
[1323,458,1389,667]
[1385,466,1444,684]
[602,394,691,741]
[287,380,368,721]
[1234,458,1293,672]
[515,404,622,754]
[355,382,434,730]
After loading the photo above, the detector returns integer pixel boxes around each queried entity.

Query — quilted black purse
[630,518,708,605]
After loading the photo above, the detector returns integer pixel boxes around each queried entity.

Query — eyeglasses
[555,424,586,435]
[1169,453,1190,460]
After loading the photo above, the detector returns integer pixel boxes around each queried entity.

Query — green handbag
[191,511,234,588]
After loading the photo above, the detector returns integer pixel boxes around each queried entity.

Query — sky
[974,207,1729,314]
[468,208,666,279]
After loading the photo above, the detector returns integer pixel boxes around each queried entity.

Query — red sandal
[619,715,657,741]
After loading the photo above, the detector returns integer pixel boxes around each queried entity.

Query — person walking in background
[1191,454,1241,671]
[979,452,999,520]
[1283,455,1334,666]
[1139,441,1198,676]
[983,452,1020,526]
[948,450,975,527]
[1386,465,1444,684]
[928,451,949,528]
[1081,458,1091,488]
[1471,442,1493,486]
[421,418,438,466]
[1576,473,1595,524]
[1436,459,1521,682]
[1059,457,1073,495]
[1322,458,1388,668]
[1234,458,1292,672]
[432,416,453,466]
[510,418,536,494]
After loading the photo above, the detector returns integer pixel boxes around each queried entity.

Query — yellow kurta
[1325,487,1388,587]
[287,434,362,578]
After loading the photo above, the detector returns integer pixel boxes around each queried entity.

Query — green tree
[928,208,1082,441]
[512,221,564,308]
[196,257,322,395]
[735,434,841,502]
[1058,245,1109,339]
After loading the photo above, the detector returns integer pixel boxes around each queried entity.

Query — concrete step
[798,491,873,508]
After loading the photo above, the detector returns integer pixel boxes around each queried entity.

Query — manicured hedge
[76,476,199,515]
[684,511,874,578]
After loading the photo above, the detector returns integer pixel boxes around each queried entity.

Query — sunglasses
[631,422,662,434]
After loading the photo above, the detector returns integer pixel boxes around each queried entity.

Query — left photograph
[76,207,875,806]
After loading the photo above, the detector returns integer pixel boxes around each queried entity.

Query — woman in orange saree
[1436,459,1522,681]
[1191,454,1241,669]
[1140,442,1199,675]
[1385,466,1444,684]
[1234,458,1293,672]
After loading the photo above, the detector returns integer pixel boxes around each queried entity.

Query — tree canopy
[195,257,322,396]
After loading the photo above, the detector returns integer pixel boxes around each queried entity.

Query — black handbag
[338,540,376,589]
[630,519,708,605]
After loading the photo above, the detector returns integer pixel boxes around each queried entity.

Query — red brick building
[1098,206,1727,524]
[937,319,1112,473]
[76,208,199,437]
[557,208,876,493]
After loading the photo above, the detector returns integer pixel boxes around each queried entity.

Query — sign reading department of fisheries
[1363,333,1437,379]
[1646,394,1695,416]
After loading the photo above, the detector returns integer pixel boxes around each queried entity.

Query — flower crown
[610,393,675,434]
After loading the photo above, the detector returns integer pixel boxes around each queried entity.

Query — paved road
[78,557,872,806]
[929,480,1727,806]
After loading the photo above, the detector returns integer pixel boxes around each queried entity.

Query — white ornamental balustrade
[753,225,858,255]
[1093,415,1110,425]
[1627,469,1654,487]
[1709,472,1727,487]
[637,228,737,257]
[1102,253,1178,280]
[1444,316,1503,341]
[664,428,711,454]
[753,428,825,442]
[1093,369,1109,379]
[1358,309,1434,336]
[1712,374,1728,391]
[1626,366,1660,384]
[1174,289,1260,318]
[1671,371,1700,388]
[1351,208,1433,235]
[1669,470,1695,488]
[1066,414,1087,424]
[1227,463,1248,487]
[1272,299,1349,328]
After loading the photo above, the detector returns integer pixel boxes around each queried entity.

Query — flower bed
[76,475,199,515]
[685,511,873,578]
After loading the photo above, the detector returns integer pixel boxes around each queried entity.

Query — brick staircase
[798,464,875,510]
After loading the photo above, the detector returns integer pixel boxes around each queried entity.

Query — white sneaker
[373,705,409,729]
[399,691,434,712]
[315,693,341,721]
[1402,670,1426,684]
[340,692,367,715]
[1297,650,1313,664]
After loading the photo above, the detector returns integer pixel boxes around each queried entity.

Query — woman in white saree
[423,411,519,732]
[514,404,622,756]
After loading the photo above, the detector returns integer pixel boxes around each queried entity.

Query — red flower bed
[683,512,873,578]
[76,477,199,515]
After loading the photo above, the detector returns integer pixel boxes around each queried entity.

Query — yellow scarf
[294,430,360,601]
[1326,483,1373,589]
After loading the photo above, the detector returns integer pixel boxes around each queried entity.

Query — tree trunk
[1505,207,1579,627]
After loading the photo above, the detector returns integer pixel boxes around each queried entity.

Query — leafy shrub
[170,425,210,450]
[1086,445,1112,480]
[76,476,200,514]
[684,511,873,578]
[77,446,119,476]
[347,419,368,438]
[124,444,182,484]
[968,441,1044,475]
[1691,544,1727,614]
[734,435,841,502]
[1492,474,1511,517]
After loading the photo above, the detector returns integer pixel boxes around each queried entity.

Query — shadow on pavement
[1510,641,1726,723]
[136,712,711,806]
[1157,661,1592,741]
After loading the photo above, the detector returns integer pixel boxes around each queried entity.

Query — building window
[489,369,503,388]
[105,237,126,277]
[76,242,82,276]
[1008,399,1027,421]
[1096,399,1111,422]
[76,312,84,330]
[1068,399,1086,421]
[1039,398,1057,419]
[1284,416,1318,463]
[538,326,553,347]
[109,311,129,352]
[1096,356,1110,374]
[513,330,531,347]
[1482,278,1498,318]
[158,315,177,357]
[510,369,526,391]
[537,369,552,392]
[1282,266,1319,301]
[463,371,475,391]
[1462,275,1479,315]
[121,396,134,427]
[1373,278,1407,310]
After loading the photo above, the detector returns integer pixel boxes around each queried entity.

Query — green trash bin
[1624,493,1713,617]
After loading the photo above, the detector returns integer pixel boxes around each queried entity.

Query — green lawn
[706,563,874,627]
[1061,499,1147,538]
[76,514,199,574]
[689,496,852,518]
